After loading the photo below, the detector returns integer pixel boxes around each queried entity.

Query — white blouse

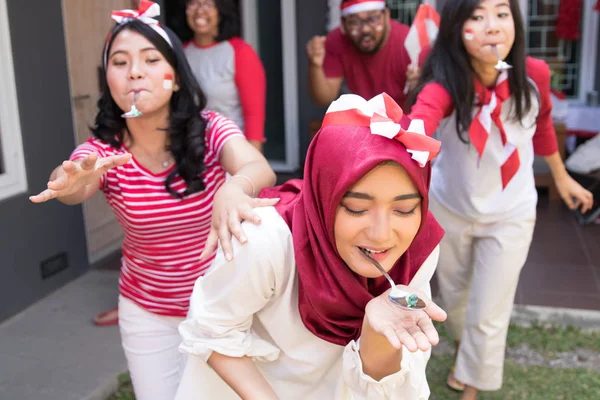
[430,95,540,223]
[176,206,440,399]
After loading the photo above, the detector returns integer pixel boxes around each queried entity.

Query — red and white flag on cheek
[404,4,440,67]
[464,28,475,41]
[163,73,173,90]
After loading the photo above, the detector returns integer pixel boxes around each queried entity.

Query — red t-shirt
[323,20,411,107]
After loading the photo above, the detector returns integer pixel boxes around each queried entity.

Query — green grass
[427,352,600,400]
[106,373,135,400]
[506,323,600,355]
[429,321,600,399]
[436,321,600,357]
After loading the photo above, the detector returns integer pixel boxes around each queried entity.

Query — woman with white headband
[30,1,276,398]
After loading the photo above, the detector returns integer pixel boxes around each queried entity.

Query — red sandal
[93,306,119,327]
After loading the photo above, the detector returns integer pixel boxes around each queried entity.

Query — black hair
[408,0,535,143]
[94,19,208,198]
[182,0,241,42]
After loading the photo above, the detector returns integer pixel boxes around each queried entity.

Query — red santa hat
[340,0,386,17]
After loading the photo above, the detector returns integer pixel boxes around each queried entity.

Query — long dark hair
[408,0,535,143]
[94,19,208,198]
[180,0,241,42]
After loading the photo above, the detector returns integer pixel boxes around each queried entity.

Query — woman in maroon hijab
[176,93,447,400]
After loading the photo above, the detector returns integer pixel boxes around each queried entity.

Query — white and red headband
[322,93,440,167]
[103,0,172,68]
[341,0,386,17]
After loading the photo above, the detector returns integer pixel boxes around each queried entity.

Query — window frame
[0,0,28,201]
[520,0,599,105]
[240,0,300,172]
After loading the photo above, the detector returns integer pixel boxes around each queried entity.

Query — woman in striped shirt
[29,2,276,399]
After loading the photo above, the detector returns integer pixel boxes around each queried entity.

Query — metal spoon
[492,44,512,71]
[359,248,426,310]
[121,91,142,118]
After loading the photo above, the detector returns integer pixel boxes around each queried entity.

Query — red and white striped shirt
[70,111,244,316]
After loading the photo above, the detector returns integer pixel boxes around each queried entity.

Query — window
[387,0,423,25]
[521,0,598,103]
[387,0,598,104]
[0,0,27,201]
[329,0,597,104]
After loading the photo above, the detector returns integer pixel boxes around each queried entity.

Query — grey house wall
[596,24,600,92]
[0,0,89,323]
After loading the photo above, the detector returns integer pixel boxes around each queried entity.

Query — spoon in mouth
[359,248,426,310]
[491,44,512,71]
[121,91,142,118]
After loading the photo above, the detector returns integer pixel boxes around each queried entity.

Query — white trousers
[118,296,186,400]
[429,198,535,391]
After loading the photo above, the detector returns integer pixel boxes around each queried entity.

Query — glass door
[240,0,300,172]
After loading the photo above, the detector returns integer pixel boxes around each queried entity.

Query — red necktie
[468,72,520,189]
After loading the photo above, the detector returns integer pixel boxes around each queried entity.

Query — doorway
[61,0,137,264]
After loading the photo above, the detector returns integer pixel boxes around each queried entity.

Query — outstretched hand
[29,152,131,203]
[365,285,447,352]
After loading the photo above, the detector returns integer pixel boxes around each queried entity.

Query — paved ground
[429,196,600,311]
[0,270,126,400]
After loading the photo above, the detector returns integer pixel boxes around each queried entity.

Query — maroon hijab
[260,98,444,346]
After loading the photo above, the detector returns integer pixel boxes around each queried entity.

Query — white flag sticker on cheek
[464,28,474,41]
[163,73,173,90]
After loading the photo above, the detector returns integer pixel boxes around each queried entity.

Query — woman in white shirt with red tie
[407,0,593,398]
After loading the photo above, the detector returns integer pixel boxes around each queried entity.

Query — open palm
[365,285,447,352]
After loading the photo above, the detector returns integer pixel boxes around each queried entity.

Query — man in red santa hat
[306,0,419,108]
